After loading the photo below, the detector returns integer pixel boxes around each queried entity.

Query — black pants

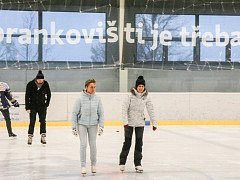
[119,126,144,166]
[0,109,13,135]
[28,107,47,135]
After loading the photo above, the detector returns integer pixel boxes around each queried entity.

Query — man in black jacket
[25,70,51,145]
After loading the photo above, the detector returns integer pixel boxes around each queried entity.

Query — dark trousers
[0,109,13,135]
[119,126,144,166]
[28,107,47,135]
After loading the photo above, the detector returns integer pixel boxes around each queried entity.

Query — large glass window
[43,39,105,61]
[169,42,193,61]
[43,12,106,62]
[0,10,38,61]
[200,15,240,62]
[231,46,240,62]
[135,14,195,62]
[200,45,225,62]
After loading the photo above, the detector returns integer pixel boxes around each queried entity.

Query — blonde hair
[85,78,96,88]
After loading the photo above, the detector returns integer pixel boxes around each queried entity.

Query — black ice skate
[9,133,17,139]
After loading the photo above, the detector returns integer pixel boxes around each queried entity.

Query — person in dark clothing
[25,70,51,145]
[0,82,19,138]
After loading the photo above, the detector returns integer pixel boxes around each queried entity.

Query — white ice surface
[1,126,240,180]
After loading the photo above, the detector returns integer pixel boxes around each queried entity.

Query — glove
[153,126,157,131]
[72,128,78,137]
[124,124,129,129]
[98,127,103,136]
[13,101,19,107]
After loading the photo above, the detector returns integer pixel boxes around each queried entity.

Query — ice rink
[1,126,240,180]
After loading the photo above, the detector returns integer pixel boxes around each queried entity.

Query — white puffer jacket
[122,88,156,127]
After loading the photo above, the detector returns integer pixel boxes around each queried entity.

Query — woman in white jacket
[119,76,157,173]
[71,78,104,176]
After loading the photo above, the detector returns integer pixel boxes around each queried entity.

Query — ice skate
[41,133,46,145]
[91,166,96,175]
[9,133,17,139]
[27,135,33,145]
[119,165,125,172]
[81,167,87,177]
[135,165,143,173]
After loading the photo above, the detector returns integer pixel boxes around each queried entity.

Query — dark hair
[85,78,96,88]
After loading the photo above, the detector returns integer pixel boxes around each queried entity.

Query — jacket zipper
[89,96,91,126]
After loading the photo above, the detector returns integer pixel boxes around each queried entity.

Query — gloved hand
[124,124,129,129]
[98,127,103,136]
[153,126,157,131]
[13,101,19,107]
[72,128,78,137]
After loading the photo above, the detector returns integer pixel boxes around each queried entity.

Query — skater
[119,76,157,173]
[0,82,19,138]
[71,78,104,176]
[25,70,51,145]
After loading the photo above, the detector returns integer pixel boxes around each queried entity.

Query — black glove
[13,101,19,107]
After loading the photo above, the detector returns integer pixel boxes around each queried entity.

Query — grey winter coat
[72,90,104,129]
[122,88,156,127]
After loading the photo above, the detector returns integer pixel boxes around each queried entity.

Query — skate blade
[10,137,17,140]
[92,172,96,176]
[81,173,87,177]
[135,169,143,173]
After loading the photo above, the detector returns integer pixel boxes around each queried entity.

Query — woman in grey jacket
[71,79,104,176]
[119,76,157,173]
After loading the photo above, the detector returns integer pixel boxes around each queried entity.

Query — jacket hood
[130,88,148,97]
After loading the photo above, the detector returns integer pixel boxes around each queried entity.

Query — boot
[119,165,125,172]
[41,133,46,144]
[81,167,87,176]
[28,134,33,145]
[91,165,96,174]
[135,165,143,173]
[9,133,17,138]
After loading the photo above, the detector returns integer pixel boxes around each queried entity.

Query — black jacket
[25,79,51,110]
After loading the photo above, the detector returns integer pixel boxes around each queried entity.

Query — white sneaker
[91,166,96,173]
[81,167,87,175]
[135,165,143,173]
[119,165,125,172]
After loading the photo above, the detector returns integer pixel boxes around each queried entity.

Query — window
[200,45,225,62]
[169,42,193,61]
[42,12,106,62]
[0,10,38,61]
[135,14,195,62]
[200,15,240,62]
